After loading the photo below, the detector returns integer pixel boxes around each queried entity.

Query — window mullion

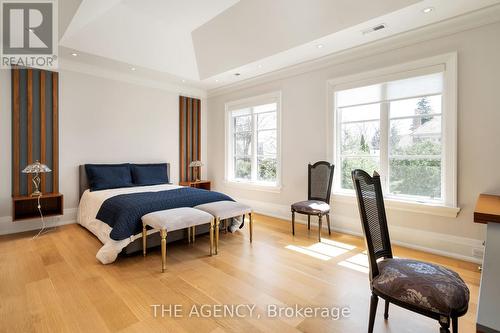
[251,110,258,181]
[380,84,389,192]
[229,114,235,180]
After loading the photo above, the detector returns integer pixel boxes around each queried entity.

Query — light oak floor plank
[0,214,479,333]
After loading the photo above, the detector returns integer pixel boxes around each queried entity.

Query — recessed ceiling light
[317,44,324,49]
[71,53,78,57]
[215,79,219,82]
[422,7,434,14]
[257,64,263,68]
[130,67,136,71]
[182,79,186,83]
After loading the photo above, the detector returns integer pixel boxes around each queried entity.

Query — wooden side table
[12,192,64,221]
[474,194,500,333]
[179,180,211,191]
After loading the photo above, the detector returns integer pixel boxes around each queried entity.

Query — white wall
[0,68,206,234]
[207,22,500,262]
[59,71,180,207]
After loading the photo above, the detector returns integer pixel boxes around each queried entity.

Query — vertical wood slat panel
[196,99,201,161]
[191,100,196,180]
[193,99,198,179]
[179,96,201,183]
[27,69,33,194]
[40,71,46,192]
[52,72,59,193]
[12,69,20,197]
[185,98,189,181]
[179,96,185,182]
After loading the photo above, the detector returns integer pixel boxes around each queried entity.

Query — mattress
[77,184,181,264]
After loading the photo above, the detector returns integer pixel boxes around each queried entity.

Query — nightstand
[179,180,211,191]
[12,193,64,221]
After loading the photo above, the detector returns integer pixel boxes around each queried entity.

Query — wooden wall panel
[40,71,46,192]
[179,97,185,182]
[11,68,59,197]
[196,99,201,166]
[27,69,33,194]
[12,70,20,197]
[187,98,192,181]
[52,72,59,192]
[179,96,201,182]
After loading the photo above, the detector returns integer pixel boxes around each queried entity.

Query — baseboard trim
[0,201,483,264]
[238,197,483,264]
[0,208,77,236]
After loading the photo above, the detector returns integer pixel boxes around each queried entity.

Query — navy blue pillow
[131,163,169,186]
[85,164,134,191]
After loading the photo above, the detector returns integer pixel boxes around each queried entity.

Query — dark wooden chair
[291,161,334,241]
[351,169,469,333]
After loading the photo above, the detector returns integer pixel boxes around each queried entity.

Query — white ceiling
[192,0,421,79]
[60,0,240,80]
[60,0,500,91]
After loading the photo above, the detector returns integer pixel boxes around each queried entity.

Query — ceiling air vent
[362,24,386,35]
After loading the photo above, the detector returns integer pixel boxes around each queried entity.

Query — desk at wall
[474,194,500,333]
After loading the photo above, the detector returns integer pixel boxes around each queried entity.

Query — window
[225,92,281,188]
[330,54,457,208]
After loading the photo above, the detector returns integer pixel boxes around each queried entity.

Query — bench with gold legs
[194,201,253,254]
[141,207,215,272]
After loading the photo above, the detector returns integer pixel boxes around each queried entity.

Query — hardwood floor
[0,214,480,333]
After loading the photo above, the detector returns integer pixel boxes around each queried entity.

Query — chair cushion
[142,207,213,231]
[291,200,330,214]
[372,258,469,316]
[194,201,251,220]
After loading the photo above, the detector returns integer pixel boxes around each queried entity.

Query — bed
[77,164,232,264]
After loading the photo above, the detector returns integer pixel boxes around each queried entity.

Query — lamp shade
[22,161,52,174]
[189,160,204,168]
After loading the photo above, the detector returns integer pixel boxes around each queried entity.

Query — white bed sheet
[77,184,182,264]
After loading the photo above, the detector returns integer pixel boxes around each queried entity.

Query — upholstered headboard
[79,163,171,199]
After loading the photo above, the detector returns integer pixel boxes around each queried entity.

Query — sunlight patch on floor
[338,253,370,273]
[285,245,331,261]
[307,242,350,257]
[285,240,357,261]
[320,238,356,250]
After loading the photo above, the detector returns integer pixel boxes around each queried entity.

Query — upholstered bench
[142,207,215,272]
[194,201,253,254]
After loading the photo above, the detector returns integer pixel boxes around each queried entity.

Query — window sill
[224,180,282,193]
[332,192,461,218]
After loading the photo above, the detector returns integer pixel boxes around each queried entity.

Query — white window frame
[326,53,459,217]
[224,91,282,192]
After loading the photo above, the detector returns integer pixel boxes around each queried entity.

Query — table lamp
[22,161,52,196]
[189,160,204,182]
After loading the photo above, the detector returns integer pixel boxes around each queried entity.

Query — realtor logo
[1,0,58,69]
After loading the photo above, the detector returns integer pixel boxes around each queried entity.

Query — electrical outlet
[472,248,484,259]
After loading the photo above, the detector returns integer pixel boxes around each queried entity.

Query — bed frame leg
[142,223,147,257]
[188,226,191,244]
[161,229,167,273]
[192,226,195,243]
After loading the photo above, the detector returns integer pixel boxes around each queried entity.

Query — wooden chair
[291,161,334,241]
[351,169,469,333]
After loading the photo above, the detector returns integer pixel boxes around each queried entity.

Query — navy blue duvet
[96,187,233,240]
